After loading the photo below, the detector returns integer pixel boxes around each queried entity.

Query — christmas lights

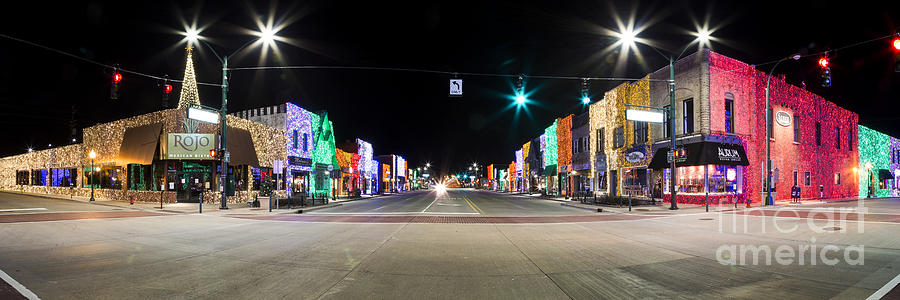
[858,125,891,197]
[177,46,201,109]
[557,114,573,172]
[543,120,557,173]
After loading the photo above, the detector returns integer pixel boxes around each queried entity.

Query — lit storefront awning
[648,141,750,170]
[118,123,163,165]
[226,127,260,167]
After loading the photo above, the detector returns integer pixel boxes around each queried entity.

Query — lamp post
[187,29,279,210]
[764,54,802,206]
[89,150,96,202]
[621,40,705,210]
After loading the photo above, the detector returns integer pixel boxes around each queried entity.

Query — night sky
[1,0,898,176]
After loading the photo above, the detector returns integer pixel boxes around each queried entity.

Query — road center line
[0,268,40,300]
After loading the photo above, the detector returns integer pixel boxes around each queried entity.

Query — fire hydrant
[129,194,134,205]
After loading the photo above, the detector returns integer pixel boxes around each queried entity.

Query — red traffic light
[113,73,123,83]
[164,84,173,94]
[818,57,829,68]
[893,37,900,51]
[209,149,216,158]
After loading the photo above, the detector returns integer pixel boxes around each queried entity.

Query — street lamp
[185,26,283,210]
[616,27,712,210]
[764,54,802,206]
[89,150,96,202]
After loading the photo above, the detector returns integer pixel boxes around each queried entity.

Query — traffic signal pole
[220,57,229,210]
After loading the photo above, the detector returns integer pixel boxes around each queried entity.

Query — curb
[561,202,603,212]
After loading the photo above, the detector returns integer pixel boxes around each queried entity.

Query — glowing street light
[183,22,285,211]
[89,150,97,202]
[515,94,526,105]
[581,96,591,104]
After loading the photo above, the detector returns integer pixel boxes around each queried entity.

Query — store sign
[160,133,217,160]
[187,107,220,124]
[717,147,742,162]
[625,151,645,163]
[775,111,792,127]
[288,156,312,166]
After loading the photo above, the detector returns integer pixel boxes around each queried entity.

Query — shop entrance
[172,162,213,203]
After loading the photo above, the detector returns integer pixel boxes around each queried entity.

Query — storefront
[649,139,750,205]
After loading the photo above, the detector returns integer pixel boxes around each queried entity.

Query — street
[0,189,898,299]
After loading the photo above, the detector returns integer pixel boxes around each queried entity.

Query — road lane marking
[421,196,438,213]
[867,273,900,300]
[0,268,40,300]
[467,196,483,214]
[0,208,47,212]
[463,197,481,214]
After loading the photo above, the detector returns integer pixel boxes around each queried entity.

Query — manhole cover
[698,218,714,221]
[823,226,842,231]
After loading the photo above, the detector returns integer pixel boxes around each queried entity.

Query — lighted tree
[177,46,201,109]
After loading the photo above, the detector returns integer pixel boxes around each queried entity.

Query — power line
[0,33,224,87]
[227,65,670,82]
[710,30,900,76]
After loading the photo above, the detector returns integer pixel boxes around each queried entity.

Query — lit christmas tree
[177,46,201,109]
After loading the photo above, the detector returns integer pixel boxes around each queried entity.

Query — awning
[118,123,163,165]
[878,169,894,180]
[649,141,750,170]
[226,127,260,167]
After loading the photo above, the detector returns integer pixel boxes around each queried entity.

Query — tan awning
[226,127,260,167]
[118,123,163,165]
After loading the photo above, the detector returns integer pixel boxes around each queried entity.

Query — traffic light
[110,68,122,99]
[209,149,217,159]
[893,36,900,72]
[818,56,831,87]
[161,75,173,109]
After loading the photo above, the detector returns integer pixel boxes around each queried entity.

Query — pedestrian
[129,194,134,205]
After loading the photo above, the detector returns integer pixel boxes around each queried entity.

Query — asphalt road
[0,191,123,214]
[0,190,898,299]
[313,188,596,216]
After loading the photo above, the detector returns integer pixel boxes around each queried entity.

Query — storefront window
[622,168,647,197]
[252,167,272,190]
[31,169,47,186]
[16,170,29,185]
[127,164,153,191]
[50,168,77,187]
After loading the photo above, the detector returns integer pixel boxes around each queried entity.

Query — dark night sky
[1,0,898,176]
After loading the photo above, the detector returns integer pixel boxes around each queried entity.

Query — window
[724,94,734,134]
[596,128,605,153]
[835,126,840,149]
[682,99,694,134]
[834,173,841,185]
[51,168,77,187]
[848,127,853,151]
[31,169,47,186]
[815,122,822,146]
[663,105,671,138]
[613,127,625,148]
[292,130,298,149]
[16,170,29,185]
[633,121,648,144]
[126,164,152,190]
[303,133,309,152]
[793,171,798,187]
[804,171,811,186]
[793,115,801,143]
[767,108,774,140]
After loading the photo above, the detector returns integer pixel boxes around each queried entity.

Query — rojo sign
[160,133,217,160]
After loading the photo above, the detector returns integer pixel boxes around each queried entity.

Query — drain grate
[823,226,842,231]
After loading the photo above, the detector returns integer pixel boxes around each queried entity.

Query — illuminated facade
[557,114,573,197]
[2,108,283,204]
[858,125,897,197]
